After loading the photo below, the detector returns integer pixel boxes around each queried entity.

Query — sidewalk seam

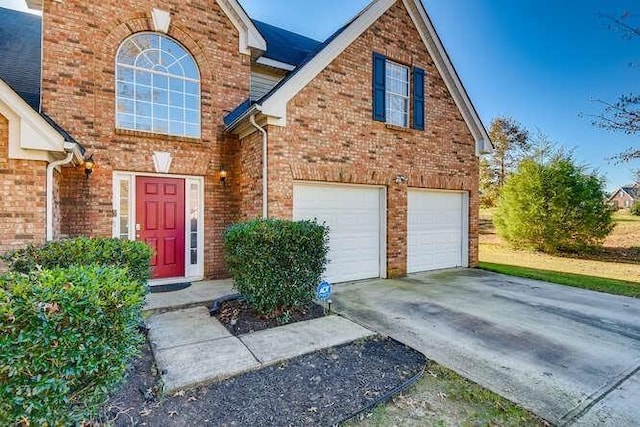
[559,361,640,426]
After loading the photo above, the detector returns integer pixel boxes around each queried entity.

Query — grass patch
[348,362,545,426]
[479,262,640,298]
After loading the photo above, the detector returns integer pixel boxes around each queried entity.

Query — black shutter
[412,67,425,130]
[372,52,386,122]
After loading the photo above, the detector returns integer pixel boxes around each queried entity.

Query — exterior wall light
[219,164,227,185]
[84,154,95,178]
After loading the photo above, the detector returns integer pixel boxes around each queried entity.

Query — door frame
[293,181,387,281]
[406,188,470,272]
[112,171,205,284]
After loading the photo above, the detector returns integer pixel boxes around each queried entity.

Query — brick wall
[610,191,634,209]
[265,1,479,275]
[0,113,48,253]
[40,0,249,278]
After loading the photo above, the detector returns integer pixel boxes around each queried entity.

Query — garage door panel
[408,190,466,273]
[294,183,382,283]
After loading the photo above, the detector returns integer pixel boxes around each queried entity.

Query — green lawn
[479,262,640,298]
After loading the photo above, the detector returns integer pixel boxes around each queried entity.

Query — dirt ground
[479,210,640,282]
[349,364,545,427]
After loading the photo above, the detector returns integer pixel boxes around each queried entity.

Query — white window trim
[112,171,205,283]
[385,60,410,128]
[115,32,202,139]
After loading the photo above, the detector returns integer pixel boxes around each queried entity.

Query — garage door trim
[293,181,387,281]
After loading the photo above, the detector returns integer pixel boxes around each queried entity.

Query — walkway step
[155,337,260,394]
[147,307,232,350]
[239,315,375,365]
[144,279,234,314]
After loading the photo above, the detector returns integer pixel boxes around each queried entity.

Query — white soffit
[216,0,266,55]
[0,79,67,161]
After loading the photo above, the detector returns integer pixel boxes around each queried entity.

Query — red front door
[136,176,185,279]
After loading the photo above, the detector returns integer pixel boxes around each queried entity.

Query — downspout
[249,113,268,219]
[46,150,74,241]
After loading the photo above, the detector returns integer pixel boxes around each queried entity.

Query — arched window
[116,33,200,138]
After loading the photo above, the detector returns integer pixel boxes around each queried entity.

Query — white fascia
[0,79,70,161]
[216,0,266,55]
[256,56,296,71]
[256,0,492,157]
[402,0,492,155]
[260,0,396,126]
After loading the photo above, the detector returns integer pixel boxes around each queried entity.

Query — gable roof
[0,7,41,111]
[608,185,640,202]
[225,0,492,155]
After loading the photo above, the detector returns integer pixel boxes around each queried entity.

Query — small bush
[1,237,152,285]
[631,201,640,216]
[0,265,146,425]
[224,219,329,316]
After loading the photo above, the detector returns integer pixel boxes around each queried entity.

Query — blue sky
[5,0,637,189]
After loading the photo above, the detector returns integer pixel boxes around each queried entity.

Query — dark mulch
[213,299,326,335]
[99,336,426,426]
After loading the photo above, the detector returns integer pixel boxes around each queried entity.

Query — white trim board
[0,79,71,162]
[215,0,266,55]
[112,171,206,282]
[255,0,491,155]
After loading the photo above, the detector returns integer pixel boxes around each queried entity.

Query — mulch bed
[99,336,426,426]
[213,299,326,335]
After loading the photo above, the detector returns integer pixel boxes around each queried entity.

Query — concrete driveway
[332,269,640,426]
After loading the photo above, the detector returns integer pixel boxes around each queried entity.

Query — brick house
[0,0,491,284]
[608,185,639,210]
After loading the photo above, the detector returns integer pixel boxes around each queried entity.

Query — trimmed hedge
[1,237,153,285]
[631,201,640,216]
[0,265,146,425]
[224,219,329,316]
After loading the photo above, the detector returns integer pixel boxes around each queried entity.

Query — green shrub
[631,201,640,216]
[1,237,152,285]
[0,265,146,425]
[224,219,329,316]
[494,154,614,253]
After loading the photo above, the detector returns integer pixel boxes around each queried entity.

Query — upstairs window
[372,52,425,130]
[116,33,201,138]
[385,61,410,127]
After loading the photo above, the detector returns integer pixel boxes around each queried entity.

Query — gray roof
[0,6,41,110]
[0,7,80,148]
[621,185,639,200]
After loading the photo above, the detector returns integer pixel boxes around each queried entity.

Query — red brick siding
[265,1,479,275]
[236,130,264,220]
[41,1,249,278]
[0,113,48,253]
[610,191,634,209]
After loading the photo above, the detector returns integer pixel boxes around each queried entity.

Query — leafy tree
[494,153,614,253]
[479,116,530,207]
[590,10,639,162]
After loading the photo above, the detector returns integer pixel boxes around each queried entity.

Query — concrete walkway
[145,279,234,314]
[146,306,374,393]
[332,269,640,426]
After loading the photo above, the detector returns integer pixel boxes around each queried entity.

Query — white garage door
[407,189,468,273]
[293,183,383,283]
